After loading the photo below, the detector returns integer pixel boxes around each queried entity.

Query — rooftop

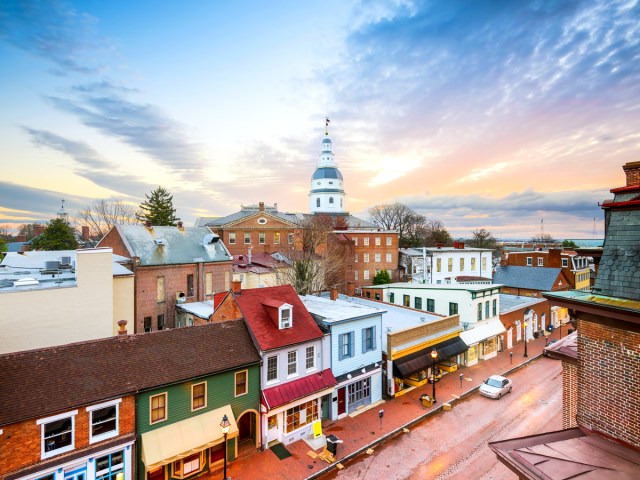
[300,294,384,324]
[499,294,547,314]
[493,266,564,291]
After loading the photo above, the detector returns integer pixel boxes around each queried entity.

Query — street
[324,357,563,480]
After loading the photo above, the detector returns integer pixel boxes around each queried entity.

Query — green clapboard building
[135,320,261,480]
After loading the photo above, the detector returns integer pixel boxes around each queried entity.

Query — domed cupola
[309,118,346,214]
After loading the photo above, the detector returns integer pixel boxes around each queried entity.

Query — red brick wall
[99,226,131,258]
[577,318,640,448]
[563,362,578,429]
[0,396,135,476]
[349,232,399,288]
[210,294,243,322]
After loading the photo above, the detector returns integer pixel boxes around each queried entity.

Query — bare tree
[530,233,556,244]
[18,223,45,240]
[369,203,427,247]
[75,200,139,239]
[468,228,497,249]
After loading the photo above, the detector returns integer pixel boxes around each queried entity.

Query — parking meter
[378,409,384,430]
[459,373,464,388]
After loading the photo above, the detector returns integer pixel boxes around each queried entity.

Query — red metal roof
[234,284,324,351]
[262,368,336,410]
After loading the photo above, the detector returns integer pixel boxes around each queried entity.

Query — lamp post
[523,321,528,358]
[220,414,231,480]
[431,348,438,403]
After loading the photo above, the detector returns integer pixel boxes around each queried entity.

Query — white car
[479,375,512,399]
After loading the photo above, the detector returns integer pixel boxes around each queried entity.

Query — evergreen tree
[30,218,79,251]
[373,269,392,285]
[136,187,179,226]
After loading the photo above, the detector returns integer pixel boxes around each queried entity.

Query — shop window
[235,370,248,396]
[150,393,167,424]
[88,400,120,443]
[173,452,204,478]
[96,451,124,480]
[285,400,318,433]
[39,412,76,459]
[192,382,206,411]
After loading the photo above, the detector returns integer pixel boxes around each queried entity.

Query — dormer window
[280,306,292,329]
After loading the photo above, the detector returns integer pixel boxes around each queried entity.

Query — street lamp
[523,321,528,358]
[431,348,438,403]
[220,414,231,480]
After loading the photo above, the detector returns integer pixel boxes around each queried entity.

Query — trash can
[326,434,341,457]
[420,394,434,407]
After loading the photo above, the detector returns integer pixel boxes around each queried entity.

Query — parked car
[543,339,559,357]
[479,375,512,399]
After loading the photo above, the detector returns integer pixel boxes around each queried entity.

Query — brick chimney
[177,221,183,229]
[549,248,562,268]
[117,320,128,336]
[16,235,26,242]
[623,161,640,186]
[259,202,265,212]
[34,224,46,237]
[145,220,152,229]
[330,287,339,301]
[81,226,90,241]
[232,280,242,294]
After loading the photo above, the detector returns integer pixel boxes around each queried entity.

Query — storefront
[460,319,506,366]
[331,364,382,419]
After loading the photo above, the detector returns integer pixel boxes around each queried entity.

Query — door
[337,387,346,416]
[507,328,513,349]
[238,411,253,440]
[266,414,280,443]
[541,314,546,332]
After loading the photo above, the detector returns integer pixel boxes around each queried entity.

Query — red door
[337,387,346,415]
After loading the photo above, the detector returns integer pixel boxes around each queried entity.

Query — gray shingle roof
[117,225,231,266]
[493,266,562,291]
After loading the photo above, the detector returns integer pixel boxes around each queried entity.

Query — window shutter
[349,332,355,357]
[372,325,376,351]
[338,334,344,361]
[362,329,366,354]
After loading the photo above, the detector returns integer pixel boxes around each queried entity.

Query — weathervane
[325,117,330,135]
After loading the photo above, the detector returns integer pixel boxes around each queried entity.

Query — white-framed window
[375,237,381,246]
[280,305,292,329]
[274,232,280,244]
[173,451,205,478]
[364,237,369,246]
[353,237,358,246]
[364,253,370,263]
[150,393,167,424]
[354,253,358,263]
[386,253,392,263]
[526,257,532,266]
[363,270,370,280]
[538,257,544,266]
[228,232,236,244]
[96,450,124,480]
[287,351,297,376]
[259,232,266,244]
[306,346,315,370]
[362,326,375,352]
[354,270,359,280]
[386,237,392,246]
[562,258,569,267]
[87,398,121,444]
[374,253,381,262]
[244,232,251,244]
[191,382,207,411]
[38,410,77,459]
[339,332,354,359]
[235,370,248,396]
[267,355,278,382]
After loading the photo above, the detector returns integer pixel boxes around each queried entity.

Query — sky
[1,0,639,240]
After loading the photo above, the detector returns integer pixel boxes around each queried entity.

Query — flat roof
[363,282,502,292]
[300,295,384,324]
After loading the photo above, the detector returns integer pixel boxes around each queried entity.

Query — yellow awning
[141,405,238,471]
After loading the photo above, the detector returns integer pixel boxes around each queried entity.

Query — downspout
[422,248,427,284]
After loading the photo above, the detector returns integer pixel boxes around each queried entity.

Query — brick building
[98,223,232,333]
[498,294,550,351]
[490,162,640,478]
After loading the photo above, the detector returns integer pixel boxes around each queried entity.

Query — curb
[305,353,543,479]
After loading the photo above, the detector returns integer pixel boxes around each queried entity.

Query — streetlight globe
[220,414,231,434]
[431,348,438,359]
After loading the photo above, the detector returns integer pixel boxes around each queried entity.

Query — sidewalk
[213,330,564,480]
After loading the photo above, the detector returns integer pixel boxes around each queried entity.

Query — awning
[460,319,506,346]
[262,368,336,411]
[392,337,468,379]
[141,405,238,471]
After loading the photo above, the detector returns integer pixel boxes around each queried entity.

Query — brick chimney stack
[117,320,128,336]
[259,202,265,212]
[623,161,640,186]
[34,224,46,237]
[549,248,562,268]
[232,280,242,294]
[81,226,90,241]
[330,287,339,301]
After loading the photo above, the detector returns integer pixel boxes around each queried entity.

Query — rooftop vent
[59,256,72,266]
[202,233,220,245]
[44,260,59,271]
[155,238,167,246]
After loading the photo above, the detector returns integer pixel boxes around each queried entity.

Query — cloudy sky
[1,0,638,239]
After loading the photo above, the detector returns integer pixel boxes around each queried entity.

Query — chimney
[81,226,90,241]
[16,235,26,242]
[623,161,640,187]
[330,287,338,301]
[232,280,242,294]
[177,221,183,229]
[34,225,46,237]
[274,203,278,211]
[117,320,128,336]
[549,248,562,268]
[459,241,464,249]
[259,202,265,212]
[453,241,459,249]
[436,243,443,249]
[145,220,152,228]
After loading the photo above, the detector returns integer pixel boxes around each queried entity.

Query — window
[478,303,483,321]
[471,258,476,271]
[364,237,369,246]
[306,346,315,370]
[316,198,320,208]
[187,274,194,297]
[150,393,167,424]
[205,272,213,296]
[375,237,381,246]
[386,237,392,246]
[235,370,248,396]
[482,257,487,271]
[375,253,381,262]
[267,355,278,382]
[526,257,532,266]
[362,326,376,352]
[156,276,165,303]
[88,399,120,443]
[493,299,497,316]
[285,399,318,433]
[339,332,354,359]
[280,306,292,329]
[436,258,441,272]
[329,197,334,204]
[354,270,358,280]
[287,351,297,376]
[562,258,569,267]
[363,270,370,280]
[460,258,464,271]
[144,317,152,333]
[538,257,544,266]
[386,253,392,263]
[173,452,203,478]
[364,253,370,263]
[449,302,459,315]
[485,301,490,318]
[389,292,395,303]
[353,237,358,246]
[427,298,435,312]
[244,232,251,244]
[288,233,294,244]
[415,297,422,309]
[157,314,165,331]
[228,232,236,244]
[403,295,410,307]
[448,258,453,272]
[95,451,124,480]
[375,293,380,300]
[259,232,265,244]
[192,383,206,410]
[39,411,76,458]
[274,232,280,244]
[355,253,358,263]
